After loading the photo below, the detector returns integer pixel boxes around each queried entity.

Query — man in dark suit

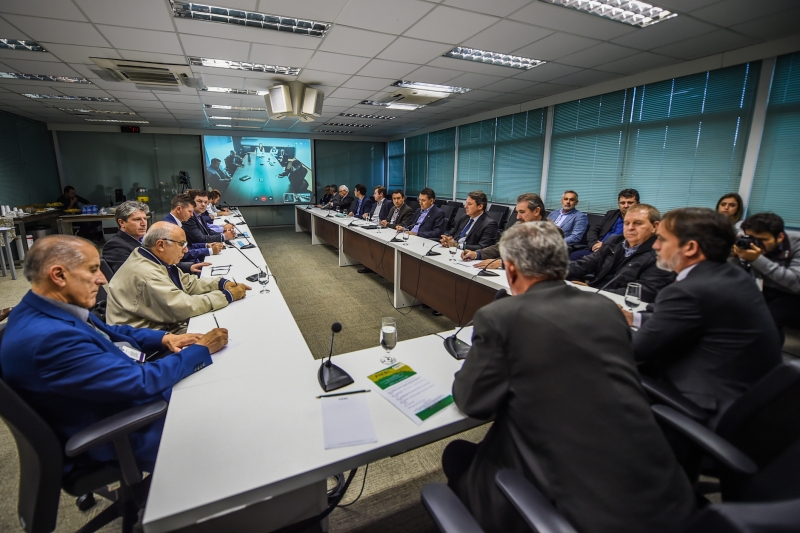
[362,185,392,223]
[329,185,353,212]
[381,189,414,230]
[620,208,782,427]
[445,222,696,533]
[224,150,243,177]
[182,190,235,245]
[571,188,639,260]
[55,185,90,209]
[568,204,674,302]
[319,185,334,206]
[348,183,373,219]
[440,190,497,251]
[401,187,446,240]
[278,159,310,194]
[0,235,228,471]
[101,201,150,272]
[163,194,222,265]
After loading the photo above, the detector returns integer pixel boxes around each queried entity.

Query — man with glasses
[106,222,250,334]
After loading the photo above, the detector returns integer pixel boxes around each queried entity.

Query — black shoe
[357,267,374,274]
[432,310,443,316]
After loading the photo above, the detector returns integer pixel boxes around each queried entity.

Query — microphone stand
[425,243,442,256]
[476,258,500,277]
[226,219,256,249]
[230,241,262,278]
[318,324,354,392]
[388,228,403,243]
[443,289,509,359]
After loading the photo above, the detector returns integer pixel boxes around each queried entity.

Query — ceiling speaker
[266,85,292,119]
[264,82,324,121]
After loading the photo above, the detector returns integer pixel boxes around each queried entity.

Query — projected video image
[202,135,313,206]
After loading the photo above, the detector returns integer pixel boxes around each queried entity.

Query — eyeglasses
[163,238,188,249]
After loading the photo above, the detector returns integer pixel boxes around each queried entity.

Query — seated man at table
[205,157,230,183]
[106,222,250,334]
[381,189,414,230]
[55,185,90,208]
[164,193,223,265]
[102,200,151,272]
[364,186,392,223]
[348,183,373,219]
[445,221,695,533]
[440,190,497,251]
[319,185,334,206]
[207,190,231,218]
[619,208,782,427]
[400,188,446,240]
[570,188,639,260]
[567,204,674,303]
[461,193,544,269]
[183,190,235,244]
[329,185,353,212]
[224,150,243,177]
[56,185,101,240]
[547,189,588,250]
[0,234,228,471]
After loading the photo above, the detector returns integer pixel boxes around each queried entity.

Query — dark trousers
[763,287,800,344]
[442,440,479,490]
[569,248,593,261]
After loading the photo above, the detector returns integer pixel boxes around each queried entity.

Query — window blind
[748,52,800,227]
[387,139,404,191]
[405,133,427,195]
[427,128,456,199]
[456,119,496,200]
[492,110,546,204]
[0,111,61,206]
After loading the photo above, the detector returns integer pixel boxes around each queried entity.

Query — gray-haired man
[101,201,150,272]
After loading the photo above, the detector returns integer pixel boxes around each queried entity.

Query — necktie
[460,218,475,239]
[391,207,399,223]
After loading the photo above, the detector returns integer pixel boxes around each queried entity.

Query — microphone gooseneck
[595,271,625,293]
[425,243,442,256]
[318,322,353,392]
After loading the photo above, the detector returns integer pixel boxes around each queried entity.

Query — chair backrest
[100,258,114,283]
[434,199,446,207]
[450,208,466,232]
[0,376,63,533]
[683,498,800,533]
[440,205,455,229]
[717,360,800,468]
[407,200,420,213]
[488,205,510,230]
[486,210,504,227]
[446,200,463,210]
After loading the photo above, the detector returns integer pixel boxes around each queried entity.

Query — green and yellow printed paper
[368,363,454,425]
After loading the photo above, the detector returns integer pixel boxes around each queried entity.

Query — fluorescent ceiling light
[0,39,46,52]
[203,86,268,96]
[189,57,300,76]
[171,1,331,37]
[392,80,470,94]
[339,113,395,120]
[324,122,371,128]
[0,72,91,83]
[23,94,118,102]
[54,108,138,115]
[85,119,149,123]
[208,116,265,122]
[444,47,545,70]
[211,123,262,129]
[360,100,424,110]
[314,129,353,133]
[539,0,677,27]
[204,104,265,111]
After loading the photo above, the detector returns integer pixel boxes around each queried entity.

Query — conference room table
[143,209,646,533]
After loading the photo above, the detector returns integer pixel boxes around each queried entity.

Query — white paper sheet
[320,395,378,449]
[368,363,454,425]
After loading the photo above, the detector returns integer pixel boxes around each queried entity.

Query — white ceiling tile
[513,32,600,61]
[0,1,86,21]
[156,94,201,103]
[0,60,82,76]
[610,16,717,51]
[480,78,538,93]
[652,29,760,60]
[324,97,363,107]
[75,0,175,31]
[242,75,294,90]
[510,2,637,40]
[549,69,617,87]
[104,90,159,101]
[0,49,59,63]
[597,52,681,74]
[0,16,31,39]
[403,6,499,44]
[120,100,168,109]
[254,0,350,21]
[516,81,577,96]
[37,43,120,64]
[511,62,582,82]
[341,76,395,90]
[54,86,113,97]
[445,72,504,89]
[249,43,314,67]
[4,16,110,47]
[334,0,434,35]
[378,38,454,63]
[442,0,532,17]
[116,51,187,65]
[461,20,552,55]
[318,26,396,57]
[179,34,251,62]
[328,87,377,99]
[558,43,640,69]
[731,9,800,40]
[690,0,796,27]
[653,0,724,12]
[427,56,522,77]
[356,59,419,79]
[96,26,183,55]
[297,69,351,86]
[456,89,503,101]
[304,51,370,74]
[487,92,530,104]
[406,65,463,84]
[174,18,320,49]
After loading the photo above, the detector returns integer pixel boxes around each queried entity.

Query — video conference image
[202,135,313,206]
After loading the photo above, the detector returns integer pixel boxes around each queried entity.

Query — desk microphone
[443,289,510,360]
[388,228,403,243]
[594,271,625,293]
[231,242,262,276]
[226,220,256,249]
[476,257,501,277]
[425,243,442,256]
[318,322,354,392]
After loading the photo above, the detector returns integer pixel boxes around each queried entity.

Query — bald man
[106,222,250,333]
[0,234,228,470]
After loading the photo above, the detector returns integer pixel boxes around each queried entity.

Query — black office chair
[485,210,504,229]
[440,205,455,231]
[487,205,510,231]
[434,199,447,207]
[0,323,168,533]
[450,207,466,233]
[446,200,463,210]
[407,200,420,213]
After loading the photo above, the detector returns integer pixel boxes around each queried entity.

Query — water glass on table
[258,269,270,294]
[380,317,397,366]
[624,282,642,311]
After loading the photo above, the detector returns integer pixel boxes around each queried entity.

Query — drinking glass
[624,282,641,311]
[258,269,270,294]
[380,317,397,366]
[402,231,409,245]
[449,242,458,261]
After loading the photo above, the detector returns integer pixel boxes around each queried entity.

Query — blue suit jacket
[547,209,589,245]
[164,213,210,262]
[410,205,447,239]
[0,292,212,468]
[351,196,374,218]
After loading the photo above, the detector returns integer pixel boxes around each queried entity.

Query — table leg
[337,227,359,267]
[393,248,415,309]
[3,232,16,280]
[311,215,323,245]
[0,234,6,277]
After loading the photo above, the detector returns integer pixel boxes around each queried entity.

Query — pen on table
[316,389,371,399]
[212,313,220,328]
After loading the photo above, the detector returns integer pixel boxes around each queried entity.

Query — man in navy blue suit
[401,187,446,240]
[0,235,228,472]
[362,186,392,223]
[348,183,374,219]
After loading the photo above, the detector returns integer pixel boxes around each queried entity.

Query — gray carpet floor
[0,227,489,533]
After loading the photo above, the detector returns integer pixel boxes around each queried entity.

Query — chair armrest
[495,470,578,533]
[640,376,709,422]
[651,405,757,475]
[65,400,168,458]
[420,483,485,533]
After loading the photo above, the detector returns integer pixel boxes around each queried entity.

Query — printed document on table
[367,363,454,425]
[321,395,378,449]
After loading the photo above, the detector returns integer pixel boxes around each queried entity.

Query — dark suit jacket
[364,198,392,221]
[320,193,333,205]
[163,214,210,264]
[102,230,141,273]
[586,209,622,247]
[384,203,414,229]
[409,205,446,239]
[183,213,225,244]
[56,194,90,207]
[0,291,212,468]
[446,213,498,251]
[350,196,373,218]
[330,194,353,212]
[453,281,695,533]
[633,260,782,426]
[567,235,674,302]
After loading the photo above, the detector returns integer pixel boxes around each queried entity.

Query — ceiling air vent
[90,58,203,88]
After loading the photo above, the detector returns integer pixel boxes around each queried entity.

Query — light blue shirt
[412,206,432,233]
[547,208,588,245]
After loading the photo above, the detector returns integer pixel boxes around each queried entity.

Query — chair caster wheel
[77,493,96,511]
